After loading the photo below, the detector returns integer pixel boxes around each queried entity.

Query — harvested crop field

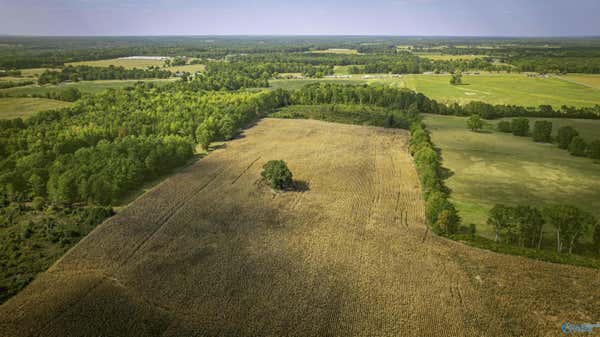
[1,119,598,337]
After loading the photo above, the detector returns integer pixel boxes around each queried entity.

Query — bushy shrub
[587,140,600,159]
[261,160,293,190]
[568,136,587,157]
[511,118,529,136]
[557,126,578,149]
[496,120,511,133]
[532,120,552,142]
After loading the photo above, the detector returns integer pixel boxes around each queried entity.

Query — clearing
[0,97,71,119]
[1,119,598,336]
[423,114,600,240]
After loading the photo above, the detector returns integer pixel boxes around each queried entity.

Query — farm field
[0,97,71,119]
[423,114,600,240]
[1,118,599,337]
[0,78,176,96]
[559,74,600,89]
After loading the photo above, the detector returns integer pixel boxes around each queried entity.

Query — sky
[0,0,599,36]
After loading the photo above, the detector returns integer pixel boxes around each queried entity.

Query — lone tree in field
[261,160,293,190]
[449,71,462,85]
[532,120,552,143]
[467,114,483,132]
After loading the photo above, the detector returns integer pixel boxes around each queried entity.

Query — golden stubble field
[1,119,598,337]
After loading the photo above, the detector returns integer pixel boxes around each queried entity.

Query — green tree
[496,121,511,133]
[196,118,217,151]
[467,114,483,132]
[593,222,600,254]
[544,205,592,253]
[261,160,293,190]
[556,126,578,149]
[511,118,529,136]
[532,120,552,143]
[434,209,460,235]
[588,140,600,159]
[449,71,462,85]
[513,205,545,249]
[568,136,587,157]
[487,204,513,243]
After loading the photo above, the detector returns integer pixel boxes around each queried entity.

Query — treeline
[0,70,22,77]
[450,101,600,120]
[0,87,82,102]
[512,57,600,74]
[0,80,35,89]
[487,204,599,255]
[495,118,600,160]
[236,52,507,74]
[38,65,172,85]
[409,122,460,235]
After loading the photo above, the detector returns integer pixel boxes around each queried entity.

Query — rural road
[1,119,599,337]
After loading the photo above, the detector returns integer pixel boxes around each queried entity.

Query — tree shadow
[293,180,310,192]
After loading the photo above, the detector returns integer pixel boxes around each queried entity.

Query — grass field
[271,73,600,108]
[423,114,600,241]
[0,98,71,119]
[0,78,176,96]
[1,118,598,337]
[392,73,600,108]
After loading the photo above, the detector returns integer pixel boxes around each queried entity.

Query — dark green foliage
[487,204,514,243]
[532,120,552,143]
[38,65,171,85]
[568,136,587,157]
[588,140,600,159]
[409,121,461,234]
[510,118,529,136]
[0,80,35,89]
[261,160,293,190]
[449,71,462,85]
[594,223,600,254]
[544,205,595,254]
[513,205,545,248]
[557,126,578,149]
[0,204,113,304]
[496,120,511,132]
[466,114,482,131]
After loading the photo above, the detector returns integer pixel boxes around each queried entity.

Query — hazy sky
[0,0,599,36]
